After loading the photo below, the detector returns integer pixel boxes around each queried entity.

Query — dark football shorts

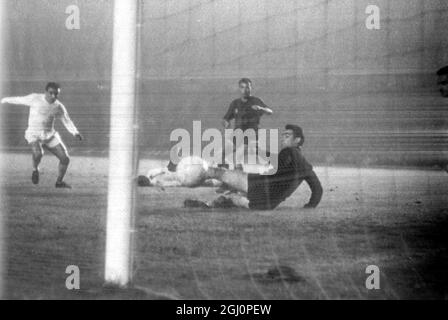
[247,174,280,210]
[231,129,258,146]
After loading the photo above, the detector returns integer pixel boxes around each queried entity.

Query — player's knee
[33,151,43,161]
[60,155,70,166]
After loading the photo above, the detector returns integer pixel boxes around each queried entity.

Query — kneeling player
[201,125,323,209]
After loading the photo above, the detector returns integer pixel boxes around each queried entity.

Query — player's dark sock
[137,175,152,187]
[55,181,72,189]
[167,160,177,172]
[31,169,39,185]
[183,199,210,209]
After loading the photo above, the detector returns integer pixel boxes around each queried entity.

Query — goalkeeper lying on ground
[138,124,323,210]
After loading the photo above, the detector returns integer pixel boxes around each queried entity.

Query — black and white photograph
[0,0,447,304]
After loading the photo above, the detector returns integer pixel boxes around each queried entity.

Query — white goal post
[0,0,6,299]
[104,0,140,287]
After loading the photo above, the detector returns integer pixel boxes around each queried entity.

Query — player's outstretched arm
[58,103,83,140]
[261,106,273,115]
[252,104,273,115]
[1,94,35,106]
[303,171,323,208]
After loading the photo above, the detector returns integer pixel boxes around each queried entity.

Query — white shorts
[25,130,63,149]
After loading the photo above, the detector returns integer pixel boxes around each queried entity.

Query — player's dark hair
[285,124,305,146]
[45,82,61,92]
[436,66,448,76]
[238,78,252,86]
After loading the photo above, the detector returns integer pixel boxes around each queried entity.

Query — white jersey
[1,93,79,142]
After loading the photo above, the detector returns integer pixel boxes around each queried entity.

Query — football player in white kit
[1,82,83,188]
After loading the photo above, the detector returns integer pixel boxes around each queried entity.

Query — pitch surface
[2,152,447,299]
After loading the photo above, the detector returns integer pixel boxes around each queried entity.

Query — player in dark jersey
[220,78,273,169]
[222,78,273,131]
[203,124,323,210]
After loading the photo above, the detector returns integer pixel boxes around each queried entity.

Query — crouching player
[202,125,323,209]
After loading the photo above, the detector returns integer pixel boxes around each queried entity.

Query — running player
[1,82,83,188]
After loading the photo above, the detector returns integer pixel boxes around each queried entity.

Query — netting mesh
[2,0,448,166]
[6,0,448,80]
[140,0,448,79]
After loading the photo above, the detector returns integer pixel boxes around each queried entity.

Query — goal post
[104,0,140,287]
[0,0,6,299]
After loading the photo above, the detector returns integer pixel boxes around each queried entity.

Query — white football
[176,156,209,187]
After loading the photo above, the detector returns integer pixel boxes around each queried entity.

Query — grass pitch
[2,152,448,299]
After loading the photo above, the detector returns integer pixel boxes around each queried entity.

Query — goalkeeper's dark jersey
[247,146,321,210]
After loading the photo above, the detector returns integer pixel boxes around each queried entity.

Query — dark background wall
[2,0,448,166]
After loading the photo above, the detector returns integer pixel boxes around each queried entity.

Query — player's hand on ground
[75,133,83,141]
[1,98,6,104]
[222,119,230,129]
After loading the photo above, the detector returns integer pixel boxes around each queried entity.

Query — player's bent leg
[303,170,323,208]
[46,140,71,188]
[206,167,248,193]
[30,142,43,184]
[30,142,43,169]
